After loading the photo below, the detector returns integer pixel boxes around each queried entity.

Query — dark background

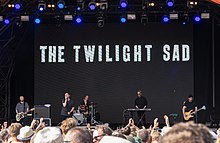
[34,23,193,124]
[8,21,219,125]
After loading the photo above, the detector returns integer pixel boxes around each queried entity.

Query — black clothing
[183,100,197,121]
[135,96,148,109]
[184,101,196,112]
[135,96,148,126]
[61,99,74,117]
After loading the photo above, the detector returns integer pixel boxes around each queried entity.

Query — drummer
[80,95,90,116]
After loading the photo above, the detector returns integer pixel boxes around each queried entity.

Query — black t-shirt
[61,99,74,116]
[184,101,196,112]
[135,96,148,108]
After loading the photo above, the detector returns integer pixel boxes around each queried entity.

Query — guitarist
[15,95,29,126]
[182,94,197,122]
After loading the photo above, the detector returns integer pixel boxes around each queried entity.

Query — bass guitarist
[182,94,197,122]
[15,95,29,126]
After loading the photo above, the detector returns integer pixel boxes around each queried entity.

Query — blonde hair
[8,123,22,137]
[60,118,77,135]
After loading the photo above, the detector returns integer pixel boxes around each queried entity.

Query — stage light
[21,16,29,21]
[35,18,41,24]
[4,19,10,25]
[119,0,128,8]
[201,13,210,19]
[166,0,174,7]
[149,2,155,7]
[57,0,65,9]
[76,6,81,11]
[162,15,170,23]
[64,15,73,21]
[169,13,178,19]
[48,4,55,8]
[120,16,127,23]
[97,16,104,27]
[38,3,46,11]
[187,0,198,9]
[75,16,82,24]
[88,2,96,10]
[8,4,14,8]
[141,14,148,25]
[14,3,21,10]
[194,15,201,22]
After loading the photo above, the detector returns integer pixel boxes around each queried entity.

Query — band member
[182,94,197,122]
[15,96,29,126]
[61,92,75,121]
[80,95,90,115]
[135,90,148,126]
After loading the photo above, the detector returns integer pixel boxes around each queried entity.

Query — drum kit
[73,102,98,125]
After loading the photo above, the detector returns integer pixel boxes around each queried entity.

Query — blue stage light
[35,18,41,24]
[120,0,128,8]
[57,0,65,9]
[88,2,96,10]
[76,6,81,11]
[163,15,170,23]
[166,0,174,7]
[75,17,82,24]
[194,15,201,22]
[4,19,10,25]
[14,3,21,10]
[120,17,127,23]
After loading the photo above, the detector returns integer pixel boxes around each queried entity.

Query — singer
[60,92,75,121]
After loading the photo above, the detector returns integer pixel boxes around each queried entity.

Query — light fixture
[38,2,46,12]
[57,0,65,9]
[119,0,128,8]
[97,16,104,27]
[88,1,96,10]
[166,0,174,7]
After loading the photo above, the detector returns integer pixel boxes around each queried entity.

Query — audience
[0,129,9,143]
[1,114,218,143]
[64,127,92,143]
[159,121,214,143]
[17,126,34,143]
[8,123,22,143]
[34,127,63,143]
[60,118,77,135]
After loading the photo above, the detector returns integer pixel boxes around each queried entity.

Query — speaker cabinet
[34,105,50,118]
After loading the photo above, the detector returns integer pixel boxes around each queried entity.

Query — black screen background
[34,23,193,124]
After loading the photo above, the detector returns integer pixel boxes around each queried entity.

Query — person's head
[93,125,113,143]
[60,118,77,135]
[84,95,89,101]
[3,121,8,128]
[151,131,161,143]
[17,126,34,143]
[119,127,131,136]
[34,127,63,143]
[159,121,213,143]
[0,129,9,143]
[8,123,22,137]
[137,90,142,97]
[64,127,92,143]
[64,93,70,99]
[137,129,150,143]
[188,94,193,102]
[19,96,24,102]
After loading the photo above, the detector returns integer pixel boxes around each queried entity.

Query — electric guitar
[183,105,206,121]
[16,108,35,121]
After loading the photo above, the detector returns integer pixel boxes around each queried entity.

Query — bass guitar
[183,105,206,121]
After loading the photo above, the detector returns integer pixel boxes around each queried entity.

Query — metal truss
[0,22,15,122]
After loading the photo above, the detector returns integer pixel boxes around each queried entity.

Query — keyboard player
[134,90,148,126]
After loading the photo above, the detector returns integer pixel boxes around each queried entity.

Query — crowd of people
[0,115,219,143]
